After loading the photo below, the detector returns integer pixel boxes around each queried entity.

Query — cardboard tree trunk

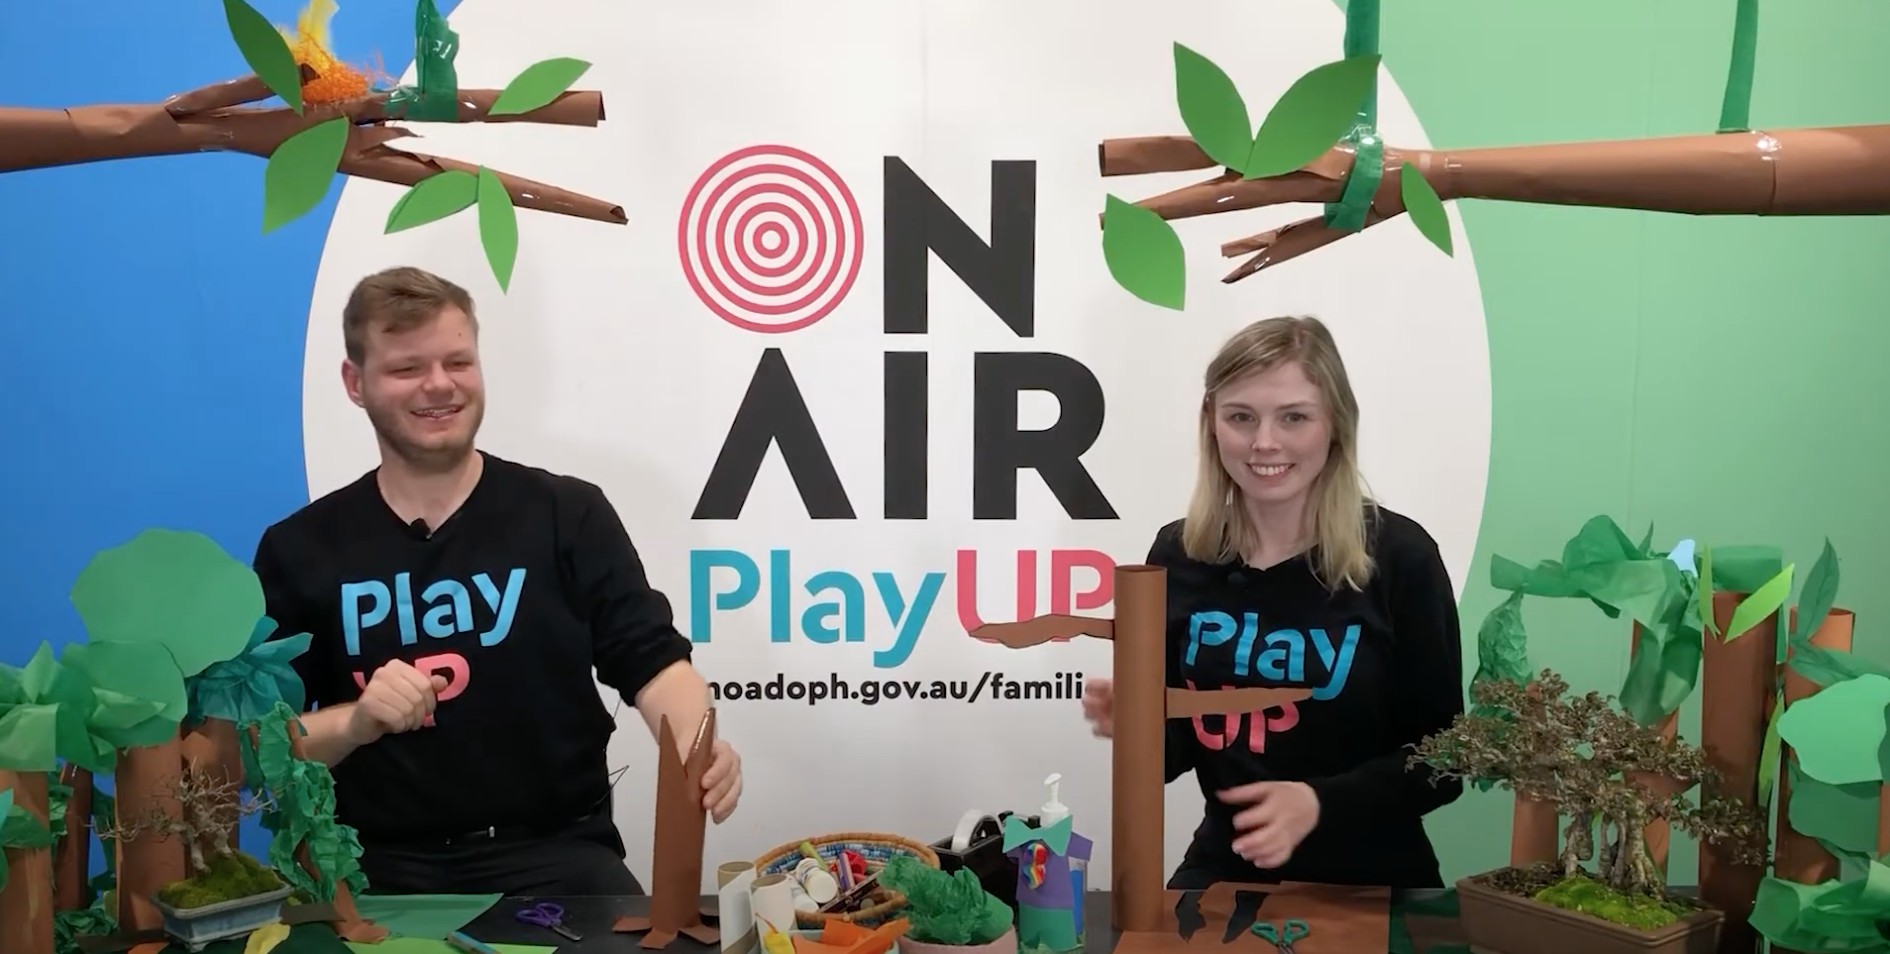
[1625,623,1686,874]
[1773,609,1855,886]
[258,719,388,944]
[53,764,93,912]
[180,717,245,868]
[1698,591,1781,954]
[1508,794,1559,867]
[0,768,55,954]
[616,709,721,949]
[114,733,186,933]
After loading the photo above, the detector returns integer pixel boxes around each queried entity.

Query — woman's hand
[1081,677,1114,737]
[1219,781,1320,869]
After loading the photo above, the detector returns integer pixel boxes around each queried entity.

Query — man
[252,265,742,896]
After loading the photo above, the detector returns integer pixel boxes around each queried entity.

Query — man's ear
[341,358,365,408]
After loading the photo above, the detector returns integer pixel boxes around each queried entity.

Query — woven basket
[754,831,941,929]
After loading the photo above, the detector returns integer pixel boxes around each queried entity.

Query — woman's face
[1212,361,1332,510]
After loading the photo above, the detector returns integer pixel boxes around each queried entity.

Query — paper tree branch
[0,78,620,224]
[615,710,721,949]
[971,616,1114,645]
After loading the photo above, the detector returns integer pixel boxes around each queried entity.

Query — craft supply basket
[754,831,940,929]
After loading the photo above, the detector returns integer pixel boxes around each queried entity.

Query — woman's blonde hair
[1181,315,1375,591]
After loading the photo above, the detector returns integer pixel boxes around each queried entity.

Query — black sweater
[1150,506,1466,888]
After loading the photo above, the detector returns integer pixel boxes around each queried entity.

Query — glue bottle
[1042,774,1086,950]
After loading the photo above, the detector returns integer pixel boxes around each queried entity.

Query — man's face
[343,304,485,471]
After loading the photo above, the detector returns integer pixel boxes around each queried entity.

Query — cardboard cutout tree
[1099,0,1885,309]
[973,567,1396,954]
[0,0,622,292]
[615,710,722,949]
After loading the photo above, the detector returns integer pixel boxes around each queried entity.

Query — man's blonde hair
[1181,315,1375,591]
[342,266,478,364]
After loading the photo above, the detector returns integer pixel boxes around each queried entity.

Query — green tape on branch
[1718,0,1759,132]
[1322,0,1381,232]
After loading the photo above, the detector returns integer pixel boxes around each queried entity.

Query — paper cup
[751,873,797,938]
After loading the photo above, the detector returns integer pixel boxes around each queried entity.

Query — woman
[1081,315,1465,889]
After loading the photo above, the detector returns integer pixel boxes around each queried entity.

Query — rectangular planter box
[1456,872,1723,954]
[151,881,296,953]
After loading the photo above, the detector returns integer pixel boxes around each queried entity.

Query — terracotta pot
[1456,872,1723,954]
[897,926,1018,954]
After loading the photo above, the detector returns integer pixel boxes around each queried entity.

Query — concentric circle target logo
[677,145,864,333]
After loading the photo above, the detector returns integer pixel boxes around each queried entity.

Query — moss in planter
[1478,864,1700,931]
[158,852,285,910]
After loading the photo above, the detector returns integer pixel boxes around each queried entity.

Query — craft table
[455,888,1478,954]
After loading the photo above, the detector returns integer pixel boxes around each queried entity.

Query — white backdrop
[302,0,1490,892]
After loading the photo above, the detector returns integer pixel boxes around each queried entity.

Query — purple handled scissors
[516,901,583,941]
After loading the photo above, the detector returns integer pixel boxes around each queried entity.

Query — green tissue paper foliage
[240,701,368,903]
[878,856,1013,945]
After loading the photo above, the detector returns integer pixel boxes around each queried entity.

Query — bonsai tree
[1410,671,1769,918]
[875,856,1014,949]
[93,764,279,910]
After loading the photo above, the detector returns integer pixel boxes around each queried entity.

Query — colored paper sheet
[1776,673,1890,785]
[346,940,555,954]
[1101,194,1185,310]
[1244,54,1380,180]
[68,528,262,677]
[352,894,504,939]
[1171,43,1253,172]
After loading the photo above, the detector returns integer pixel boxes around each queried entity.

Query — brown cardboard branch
[970,615,1114,646]
[1099,123,1890,281]
[1165,687,1313,719]
[0,72,622,225]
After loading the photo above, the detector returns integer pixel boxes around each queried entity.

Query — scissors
[1251,918,1309,953]
[515,901,583,942]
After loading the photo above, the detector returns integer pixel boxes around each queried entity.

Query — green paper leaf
[1727,563,1794,640]
[1399,163,1451,256]
[1785,760,1879,857]
[1789,644,1890,688]
[0,706,60,770]
[262,117,349,233]
[385,170,479,234]
[1777,673,1890,785]
[63,640,188,749]
[1618,622,1703,725]
[1795,538,1841,643]
[1244,54,1381,180]
[1171,44,1253,172]
[489,57,592,116]
[0,803,57,850]
[222,0,303,115]
[1101,194,1185,310]
[1757,686,1784,806]
[477,167,519,292]
[69,528,264,677]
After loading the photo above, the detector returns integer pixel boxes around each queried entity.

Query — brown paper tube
[615,711,720,948]
[1774,609,1854,885]
[1700,591,1779,954]
[1627,623,1684,874]
[1113,565,1168,935]
[0,768,54,954]
[180,718,244,867]
[1510,794,1560,867]
[53,764,93,912]
[719,861,756,889]
[114,735,186,933]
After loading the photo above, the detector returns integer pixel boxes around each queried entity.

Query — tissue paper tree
[1100,0,1890,309]
[65,528,262,934]
[1003,813,1091,952]
[0,0,623,293]
[615,710,721,949]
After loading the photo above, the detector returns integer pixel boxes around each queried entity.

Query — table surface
[457,888,1474,954]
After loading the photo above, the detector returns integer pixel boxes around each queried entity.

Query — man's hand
[1219,781,1321,870]
[1081,677,1114,738]
[701,738,743,824]
[346,660,448,745]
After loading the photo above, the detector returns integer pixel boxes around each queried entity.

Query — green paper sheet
[1777,673,1890,785]
[386,171,479,234]
[263,117,350,233]
[477,167,519,292]
[353,893,504,939]
[69,528,263,676]
[1400,163,1452,256]
[223,0,303,114]
[347,940,556,954]
[1785,760,1879,858]
[63,639,188,744]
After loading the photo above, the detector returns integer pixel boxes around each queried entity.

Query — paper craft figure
[615,710,721,949]
[1002,814,1092,952]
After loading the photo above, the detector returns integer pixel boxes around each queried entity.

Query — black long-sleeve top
[1150,506,1466,888]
